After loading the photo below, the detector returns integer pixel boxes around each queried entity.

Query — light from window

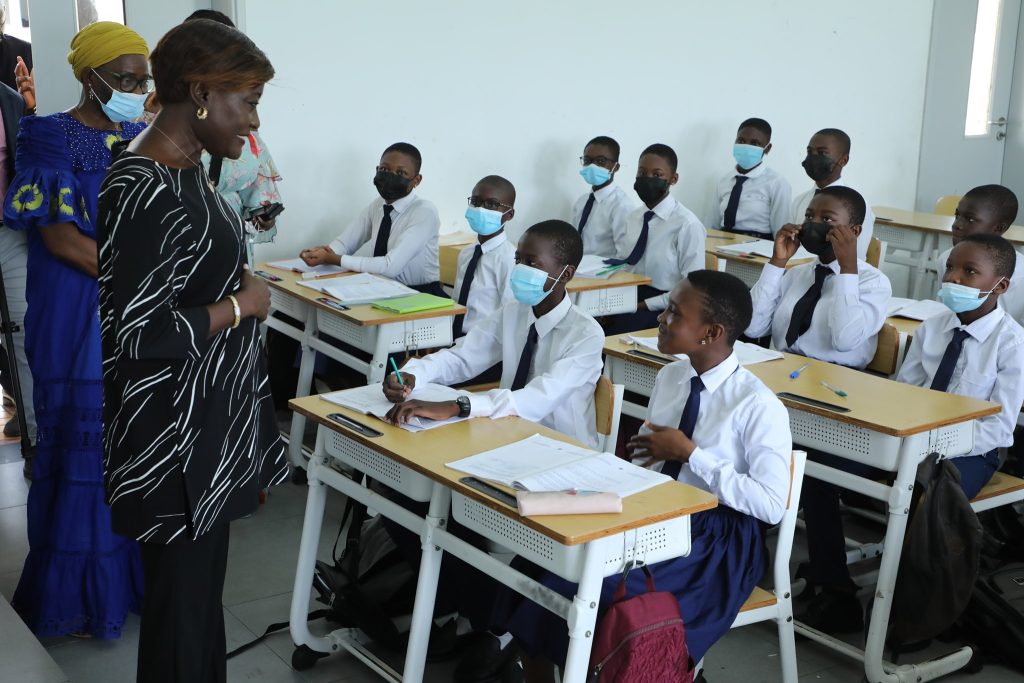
[76,0,125,30]
[965,0,1003,136]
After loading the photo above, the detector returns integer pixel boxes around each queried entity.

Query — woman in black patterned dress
[97,20,287,683]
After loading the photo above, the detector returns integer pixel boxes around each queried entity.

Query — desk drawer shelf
[609,356,660,395]
[723,260,764,288]
[874,224,926,252]
[270,289,309,321]
[573,287,638,316]
[324,430,434,501]
[317,312,375,348]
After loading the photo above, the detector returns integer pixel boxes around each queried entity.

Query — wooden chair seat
[971,471,1024,504]
[739,586,777,613]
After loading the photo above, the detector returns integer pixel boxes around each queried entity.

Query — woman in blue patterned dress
[4,21,149,639]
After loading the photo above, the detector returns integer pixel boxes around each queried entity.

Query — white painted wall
[124,0,206,55]
[240,0,935,261]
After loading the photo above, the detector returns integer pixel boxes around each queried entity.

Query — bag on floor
[888,454,982,648]
[589,563,693,683]
[957,561,1024,673]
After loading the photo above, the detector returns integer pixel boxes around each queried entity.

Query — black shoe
[453,633,520,683]
[793,562,819,603]
[799,589,864,635]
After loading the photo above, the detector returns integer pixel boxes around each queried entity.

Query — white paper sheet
[266,258,349,278]
[716,238,814,261]
[623,335,782,366]
[888,298,948,321]
[320,383,467,433]
[575,254,620,279]
[296,272,417,304]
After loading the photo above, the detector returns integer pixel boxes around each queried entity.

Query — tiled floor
[1,442,1022,682]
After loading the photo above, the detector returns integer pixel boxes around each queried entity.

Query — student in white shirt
[605,143,706,334]
[931,185,1024,323]
[383,219,604,448]
[298,142,444,296]
[746,186,891,369]
[499,270,792,680]
[707,117,792,238]
[791,128,874,259]
[570,135,636,258]
[801,234,1024,635]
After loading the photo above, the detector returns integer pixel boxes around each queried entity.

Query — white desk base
[571,286,638,316]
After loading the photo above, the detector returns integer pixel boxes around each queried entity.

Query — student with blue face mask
[707,118,792,238]
[570,136,636,258]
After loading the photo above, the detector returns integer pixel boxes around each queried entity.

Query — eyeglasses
[467,196,512,211]
[580,155,617,167]
[94,67,154,94]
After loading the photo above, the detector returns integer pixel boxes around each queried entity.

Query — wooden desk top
[873,206,1024,245]
[887,316,922,339]
[603,329,999,438]
[704,229,814,268]
[290,394,717,546]
[257,263,465,326]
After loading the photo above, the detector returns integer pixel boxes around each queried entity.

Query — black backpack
[957,562,1024,673]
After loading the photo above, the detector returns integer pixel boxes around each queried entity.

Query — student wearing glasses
[571,135,635,258]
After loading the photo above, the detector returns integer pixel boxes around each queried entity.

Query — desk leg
[287,308,318,468]
[562,542,604,683]
[289,434,332,655]
[402,484,453,683]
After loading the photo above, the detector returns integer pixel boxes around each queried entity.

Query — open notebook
[297,272,417,305]
[266,258,349,279]
[716,238,815,261]
[321,383,466,432]
[624,334,784,366]
[887,297,948,321]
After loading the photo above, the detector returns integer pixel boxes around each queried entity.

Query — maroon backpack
[589,564,693,682]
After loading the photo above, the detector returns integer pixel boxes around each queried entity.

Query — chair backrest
[866,323,900,376]
[866,237,886,269]
[773,451,808,591]
[594,375,625,452]
[935,195,962,216]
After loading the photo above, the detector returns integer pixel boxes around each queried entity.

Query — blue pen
[789,363,809,380]
[389,357,404,386]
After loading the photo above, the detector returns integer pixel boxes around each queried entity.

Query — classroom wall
[241,0,935,261]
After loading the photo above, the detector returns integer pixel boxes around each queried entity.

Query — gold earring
[196,106,208,120]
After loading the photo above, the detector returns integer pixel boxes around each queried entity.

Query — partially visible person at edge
[0,4,32,94]
[4,21,150,639]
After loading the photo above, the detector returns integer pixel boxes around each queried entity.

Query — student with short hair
[571,135,636,258]
[495,270,792,681]
[746,186,891,369]
[298,141,444,296]
[708,117,792,238]
[792,128,875,258]
[605,143,706,333]
[801,234,1024,634]
[932,185,1024,322]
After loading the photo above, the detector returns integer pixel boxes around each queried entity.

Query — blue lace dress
[4,112,145,639]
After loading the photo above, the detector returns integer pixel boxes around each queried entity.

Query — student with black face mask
[299,141,445,295]
[745,186,891,369]
[791,128,875,259]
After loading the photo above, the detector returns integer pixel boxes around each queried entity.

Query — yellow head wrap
[66,21,149,82]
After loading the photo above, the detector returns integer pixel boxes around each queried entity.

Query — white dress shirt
[401,295,604,448]
[329,192,440,286]
[612,194,707,311]
[897,307,1024,457]
[452,232,516,334]
[792,178,875,259]
[641,353,792,525]
[746,258,892,369]
[570,183,637,258]
[707,163,792,237]
[935,246,1024,324]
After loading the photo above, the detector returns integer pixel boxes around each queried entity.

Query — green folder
[371,293,455,314]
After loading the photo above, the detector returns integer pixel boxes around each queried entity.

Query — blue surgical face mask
[733,143,764,170]
[91,70,147,123]
[509,263,568,306]
[465,206,507,236]
[936,279,1005,313]
[580,163,612,187]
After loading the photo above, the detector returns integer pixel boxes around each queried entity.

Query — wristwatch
[455,396,471,418]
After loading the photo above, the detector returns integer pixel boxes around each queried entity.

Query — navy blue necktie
[723,175,749,231]
[578,193,596,234]
[373,204,394,257]
[785,265,833,348]
[661,375,704,480]
[511,323,538,391]
[930,328,970,392]
[452,245,483,338]
[605,210,655,266]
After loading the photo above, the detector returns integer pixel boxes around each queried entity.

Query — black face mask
[374,170,413,202]
[801,154,836,182]
[634,176,669,205]
[799,221,835,259]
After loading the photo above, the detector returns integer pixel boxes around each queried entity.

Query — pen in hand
[389,357,404,386]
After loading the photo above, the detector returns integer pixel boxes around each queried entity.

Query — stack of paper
[623,335,783,366]
[266,258,349,279]
[447,434,671,497]
[887,297,948,321]
[297,273,417,305]
[716,239,815,261]
[371,293,454,314]
[321,383,466,432]
[575,254,622,280]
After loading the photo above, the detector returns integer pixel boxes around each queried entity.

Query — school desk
[285,394,717,683]
[874,206,1024,299]
[257,264,465,468]
[704,229,814,287]
[601,329,999,683]
[438,231,477,286]
[438,242,653,316]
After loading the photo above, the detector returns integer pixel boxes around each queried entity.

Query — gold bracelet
[227,295,241,329]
